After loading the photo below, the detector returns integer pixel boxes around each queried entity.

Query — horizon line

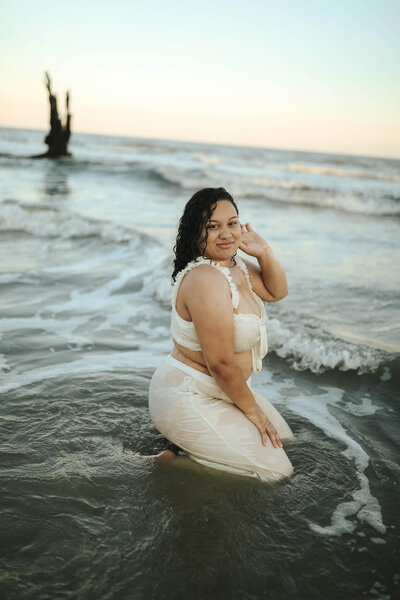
[1,123,399,162]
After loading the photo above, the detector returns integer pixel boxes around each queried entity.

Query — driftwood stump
[32,72,72,159]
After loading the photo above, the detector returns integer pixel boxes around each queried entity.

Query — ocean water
[0,126,399,600]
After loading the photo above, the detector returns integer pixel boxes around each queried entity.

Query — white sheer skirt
[148,354,294,483]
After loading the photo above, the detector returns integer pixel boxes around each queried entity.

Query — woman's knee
[259,449,294,481]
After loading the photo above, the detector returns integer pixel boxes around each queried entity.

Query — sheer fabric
[149,355,294,483]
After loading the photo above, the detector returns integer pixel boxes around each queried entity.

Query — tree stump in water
[32,72,72,159]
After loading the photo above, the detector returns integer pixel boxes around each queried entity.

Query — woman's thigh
[153,377,294,482]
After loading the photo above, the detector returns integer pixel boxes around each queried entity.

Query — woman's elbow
[207,356,236,378]
[267,288,288,302]
[277,288,289,301]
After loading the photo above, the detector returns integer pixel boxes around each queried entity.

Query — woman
[148,187,294,482]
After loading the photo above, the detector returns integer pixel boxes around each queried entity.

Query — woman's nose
[219,228,231,239]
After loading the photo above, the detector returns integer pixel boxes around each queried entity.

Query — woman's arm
[184,265,283,448]
[239,223,288,302]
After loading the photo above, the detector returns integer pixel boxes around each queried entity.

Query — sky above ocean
[1,0,399,158]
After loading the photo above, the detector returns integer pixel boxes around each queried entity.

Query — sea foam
[255,370,387,538]
[0,201,140,243]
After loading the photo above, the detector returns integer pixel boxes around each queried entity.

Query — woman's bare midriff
[171,341,253,380]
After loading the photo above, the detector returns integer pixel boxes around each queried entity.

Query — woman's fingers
[258,426,267,447]
[244,407,283,449]
[268,424,283,448]
[256,418,283,448]
[263,420,283,448]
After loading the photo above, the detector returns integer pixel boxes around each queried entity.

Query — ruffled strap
[235,256,252,290]
[172,257,239,309]
[236,256,268,374]
[171,260,199,306]
[236,255,266,319]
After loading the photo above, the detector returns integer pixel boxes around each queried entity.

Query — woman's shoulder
[180,261,229,289]
[180,266,236,316]
[175,260,228,294]
[178,260,238,310]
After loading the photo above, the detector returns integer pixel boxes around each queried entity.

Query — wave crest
[0,200,144,244]
[267,317,393,374]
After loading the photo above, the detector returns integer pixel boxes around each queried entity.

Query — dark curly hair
[172,187,239,281]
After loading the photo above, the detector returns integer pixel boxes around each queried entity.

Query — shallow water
[0,127,399,599]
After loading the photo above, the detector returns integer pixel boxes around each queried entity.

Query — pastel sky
[1,0,399,158]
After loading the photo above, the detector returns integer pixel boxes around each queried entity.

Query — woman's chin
[204,245,238,262]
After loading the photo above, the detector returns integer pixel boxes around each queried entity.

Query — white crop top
[171,256,268,374]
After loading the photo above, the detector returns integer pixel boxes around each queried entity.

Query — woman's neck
[199,255,232,268]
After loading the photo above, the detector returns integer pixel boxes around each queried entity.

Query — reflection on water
[43,159,71,198]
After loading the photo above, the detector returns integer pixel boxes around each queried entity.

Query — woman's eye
[206,222,238,229]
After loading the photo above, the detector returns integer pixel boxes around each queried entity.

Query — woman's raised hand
[239,222,270,258]
[243,404,283,448]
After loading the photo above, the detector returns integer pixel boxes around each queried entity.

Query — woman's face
[198,200,241,263]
